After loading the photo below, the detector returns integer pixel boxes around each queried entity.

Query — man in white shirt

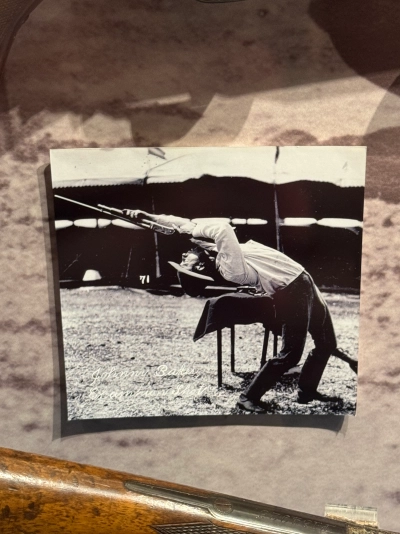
[124,210,342,413]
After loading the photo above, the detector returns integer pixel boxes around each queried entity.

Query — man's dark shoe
[237,396,267,414]
[297,390,343,404]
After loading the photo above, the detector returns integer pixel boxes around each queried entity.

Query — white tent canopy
[50,147,150,187]
[50,146,366,188]
[147,147,275,183]
[147,146,366,187]
[273,146,366,187]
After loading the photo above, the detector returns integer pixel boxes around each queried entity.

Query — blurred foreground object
[0,0,43,73]
[0,447,395,534]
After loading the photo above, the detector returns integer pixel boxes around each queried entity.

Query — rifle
[0,447,392,534]
[54,195,175,235]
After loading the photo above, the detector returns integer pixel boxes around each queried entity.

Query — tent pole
[151,192,161,278]
[273,185,282,252]
[125,246,133,280]
[273,146,282,252]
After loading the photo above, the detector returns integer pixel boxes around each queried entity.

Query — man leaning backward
[124,210,356,414]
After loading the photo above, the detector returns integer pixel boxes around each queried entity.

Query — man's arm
[123,210,192,231]
[123,212,257,285]
[192,220,257,286]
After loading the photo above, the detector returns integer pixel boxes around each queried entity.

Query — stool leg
[261,329,270,367]
[217,329,222,388]
[231,326,235,373]
[273,333,278,356]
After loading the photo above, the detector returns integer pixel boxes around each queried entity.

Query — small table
[194,293,280,387]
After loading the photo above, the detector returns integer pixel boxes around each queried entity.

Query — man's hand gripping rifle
[101,206,175,235]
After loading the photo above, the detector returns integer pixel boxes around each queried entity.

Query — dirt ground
[60,288,359,419]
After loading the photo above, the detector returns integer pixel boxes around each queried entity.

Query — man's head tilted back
[181,247,216,277]
[169,246,217,297]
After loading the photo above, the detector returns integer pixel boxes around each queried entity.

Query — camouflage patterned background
[1,0,400,530]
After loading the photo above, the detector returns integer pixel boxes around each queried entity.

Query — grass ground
[60,287,359,419]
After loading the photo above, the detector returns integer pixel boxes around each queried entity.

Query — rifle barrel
[54,196,174,234]
[54,195,143,225]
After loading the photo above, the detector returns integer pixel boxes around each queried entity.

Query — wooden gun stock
[0,448,392,534]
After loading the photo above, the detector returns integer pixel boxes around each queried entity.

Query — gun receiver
[97,204,175,235]
[0,448,393,534]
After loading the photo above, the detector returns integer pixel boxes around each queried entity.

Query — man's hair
[186,246,217,279]
[178,246,223,297]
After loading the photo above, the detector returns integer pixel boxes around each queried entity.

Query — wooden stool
[193,292,279,388]
[216,326,279,388]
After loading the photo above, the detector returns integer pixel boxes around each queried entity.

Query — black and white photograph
[50,146,366,419]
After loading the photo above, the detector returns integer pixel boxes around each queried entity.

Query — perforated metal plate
[153,523,243,534]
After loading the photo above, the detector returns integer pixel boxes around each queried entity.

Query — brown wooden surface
[0,447,212,534]
[0,447,367,534]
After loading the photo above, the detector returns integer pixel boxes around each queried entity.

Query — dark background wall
[53,176,364,291]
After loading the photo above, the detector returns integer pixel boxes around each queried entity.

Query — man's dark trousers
[244,271,337,401]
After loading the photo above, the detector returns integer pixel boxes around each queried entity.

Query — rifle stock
[0,448,391,534]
